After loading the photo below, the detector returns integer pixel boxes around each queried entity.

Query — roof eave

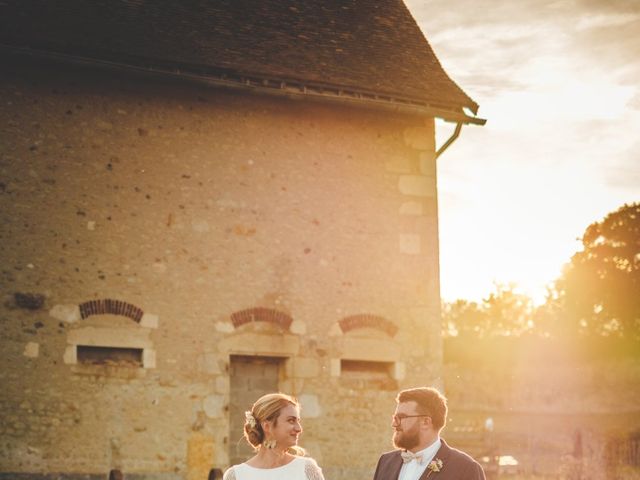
[1,44,486,125]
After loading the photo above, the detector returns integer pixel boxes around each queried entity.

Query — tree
[483,283,534,336]
[442,283,534,338]
[530,289,565,338]
[555,202,640,338]
[442,299,488,338]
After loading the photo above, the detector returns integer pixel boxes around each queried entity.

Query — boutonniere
[426,458,443,476]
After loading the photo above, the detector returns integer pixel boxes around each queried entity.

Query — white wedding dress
[223,456,325,480]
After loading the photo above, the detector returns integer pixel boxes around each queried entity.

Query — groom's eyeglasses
[392,414,430,424]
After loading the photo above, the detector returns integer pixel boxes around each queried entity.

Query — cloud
[576,12,640,29]
[409,0,563,31]
[405,0,640,301]
[578,0,640,15]
[604,138,640,191]
[629,92,640,109]
[607,164,640,191]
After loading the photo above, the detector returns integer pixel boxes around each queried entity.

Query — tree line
[443,202,640,344]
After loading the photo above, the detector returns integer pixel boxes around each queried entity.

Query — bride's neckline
[244,455,299,470]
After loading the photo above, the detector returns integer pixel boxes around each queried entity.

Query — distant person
[108,470,124,480]
[208,468,223,480]
[483,416,496,454]
[373,387,486,480]
[484,417,494,433]
[223,392,324,480]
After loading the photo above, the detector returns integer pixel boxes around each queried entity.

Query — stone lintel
[67,326,152,349]
[338,337,400,362]
[218,332,300,357]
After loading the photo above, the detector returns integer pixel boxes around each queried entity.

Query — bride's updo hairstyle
[244,392,304,454]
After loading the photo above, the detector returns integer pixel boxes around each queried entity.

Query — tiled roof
[0,0,482,122]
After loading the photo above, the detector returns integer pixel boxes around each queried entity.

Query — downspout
[434,122,463,161]
[432,121,463,370]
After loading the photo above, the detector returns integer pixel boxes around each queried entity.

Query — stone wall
[0,56,444,479]
[443,350,640,479]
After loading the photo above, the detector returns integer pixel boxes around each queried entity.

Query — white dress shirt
[398,438,442,480]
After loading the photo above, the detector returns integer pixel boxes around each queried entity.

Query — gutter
[0,44,486,126]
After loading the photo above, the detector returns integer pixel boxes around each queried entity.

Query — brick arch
[79,298,144,323]
[230,307,293,331]
[339,314,398,337]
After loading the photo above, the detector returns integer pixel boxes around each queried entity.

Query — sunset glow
[407,0,640,304]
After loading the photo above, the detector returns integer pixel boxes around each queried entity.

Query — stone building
[0,1,484,479]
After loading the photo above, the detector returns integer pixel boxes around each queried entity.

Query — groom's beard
[393,426,420,450]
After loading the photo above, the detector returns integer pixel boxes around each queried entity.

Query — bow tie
[401,451,423,463]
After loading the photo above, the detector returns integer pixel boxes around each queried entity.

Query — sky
[405,0,640,304]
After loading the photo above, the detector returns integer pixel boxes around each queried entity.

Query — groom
[373,387,485,480]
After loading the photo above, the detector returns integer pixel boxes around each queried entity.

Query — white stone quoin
[398,175,436,197]
[23,342,39,358]
[140,313,159,329]
[399,233,421,255]
[399,201,424,216]
[49,304,81,323]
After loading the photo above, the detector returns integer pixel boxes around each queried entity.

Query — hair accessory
[244,411,257,428]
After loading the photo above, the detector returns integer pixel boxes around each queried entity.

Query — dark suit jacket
[373,439,486,480]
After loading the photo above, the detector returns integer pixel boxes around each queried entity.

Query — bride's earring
[263,439,276,449]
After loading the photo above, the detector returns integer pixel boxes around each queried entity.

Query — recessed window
[340,359,392,378]
[77,345,143,367]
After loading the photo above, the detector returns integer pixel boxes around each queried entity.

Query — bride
[223,393,325,480]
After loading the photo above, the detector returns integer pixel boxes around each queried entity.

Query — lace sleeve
[304,457,325,480]
[222,467,236,480]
